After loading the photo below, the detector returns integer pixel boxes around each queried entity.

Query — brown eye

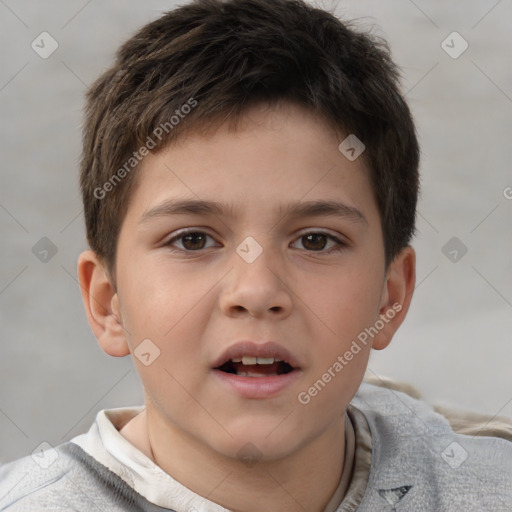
[291,231,347,253]
[181,232,208,250]
[302,233,328,251]
[166,231,217,251]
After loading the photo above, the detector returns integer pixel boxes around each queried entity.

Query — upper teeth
[231,356,283,365]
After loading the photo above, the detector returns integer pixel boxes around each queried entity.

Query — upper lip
[212,341,301,369]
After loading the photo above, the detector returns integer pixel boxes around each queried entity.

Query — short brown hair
[80,0,420,282]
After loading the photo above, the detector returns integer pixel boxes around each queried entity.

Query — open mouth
[215,356,295,377]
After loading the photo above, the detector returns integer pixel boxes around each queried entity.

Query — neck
[121,406,347,512]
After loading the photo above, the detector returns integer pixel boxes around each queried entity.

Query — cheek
[119,258,216,340]
[296,337,371,429]
[119,265,219,374]
[124,299,212,415]
[295,265,383,346]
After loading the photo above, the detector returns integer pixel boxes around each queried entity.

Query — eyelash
[164,229,348,254]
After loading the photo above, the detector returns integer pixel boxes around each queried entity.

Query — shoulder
[350,377,512,511]
[360,375,512,441]
[0,442,161,511]
[0,444,74,511]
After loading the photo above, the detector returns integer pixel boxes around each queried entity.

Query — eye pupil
[183,232,206,250]
[303,233,327,251]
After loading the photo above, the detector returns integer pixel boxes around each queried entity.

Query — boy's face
[82,102,414,461]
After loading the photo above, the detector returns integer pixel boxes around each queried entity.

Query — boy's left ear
[372,246,416,350]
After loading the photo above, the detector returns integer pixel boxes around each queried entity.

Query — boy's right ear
[77,250,130,357]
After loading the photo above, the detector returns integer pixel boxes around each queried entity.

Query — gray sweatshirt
[1,382,511,511]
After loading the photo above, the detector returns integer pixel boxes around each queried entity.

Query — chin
[207,419,307,464]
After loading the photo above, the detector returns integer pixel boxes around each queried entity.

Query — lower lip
[212,369,302,399]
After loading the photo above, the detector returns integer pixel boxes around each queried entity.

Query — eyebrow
[139,198,367,225]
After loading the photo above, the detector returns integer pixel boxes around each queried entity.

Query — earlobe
[77,250,131,357]
[372,246,416,350]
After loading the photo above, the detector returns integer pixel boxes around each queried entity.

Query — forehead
[124,103,379,226]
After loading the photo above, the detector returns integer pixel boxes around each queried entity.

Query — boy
[1,0,511,510]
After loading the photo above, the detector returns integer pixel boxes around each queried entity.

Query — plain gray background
[1,0,511,464]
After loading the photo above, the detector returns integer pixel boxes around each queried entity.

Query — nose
[219,242,293,320]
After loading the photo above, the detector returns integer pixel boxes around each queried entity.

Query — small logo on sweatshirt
[378,485,413,511]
